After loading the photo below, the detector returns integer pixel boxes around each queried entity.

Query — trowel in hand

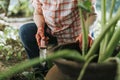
[39,39,47,66]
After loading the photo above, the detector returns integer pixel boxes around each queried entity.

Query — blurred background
[0,0,120,72]
[0,0,120,17]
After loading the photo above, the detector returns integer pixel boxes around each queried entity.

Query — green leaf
[78,0,92,12]
[0,50,84,79]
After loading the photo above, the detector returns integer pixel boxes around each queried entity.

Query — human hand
[76,33,93,49]
[35,27,48,48]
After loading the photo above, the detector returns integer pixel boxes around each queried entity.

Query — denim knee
[19,23,37,48]
[19,24,29,47]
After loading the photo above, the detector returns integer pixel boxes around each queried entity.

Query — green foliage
[78,0,120,79]
[0,0,10,15]
[8,0,33,17]
[78,0,92,12]
[0,50,82,80]
[0,0,33,17]
[96,0,120,13]
[0,26,25,61]
[0,0,120,80]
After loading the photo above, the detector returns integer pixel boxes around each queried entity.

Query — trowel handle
[40,39,47,49]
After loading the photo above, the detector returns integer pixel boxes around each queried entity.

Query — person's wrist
[37,26,44,32]
[37,26,45,40]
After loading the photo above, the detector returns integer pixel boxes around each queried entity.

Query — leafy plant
[0,0,10,15]
[77,0,120,79]
[0,50,82,80]
[0,0,120,80]
[0,26,25,61]
[0,0,32,16]
[1,0,34,17]
[96,0,120,12]
[78,0,120,62]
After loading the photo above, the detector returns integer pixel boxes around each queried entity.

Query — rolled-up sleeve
[32,0,42,12]
[91,0,97,14]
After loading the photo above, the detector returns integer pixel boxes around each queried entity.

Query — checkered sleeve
[32,0,42,12]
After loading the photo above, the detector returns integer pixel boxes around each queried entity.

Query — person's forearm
[85,3,97,27]
[33,10,45,28]
[85,14,97,27]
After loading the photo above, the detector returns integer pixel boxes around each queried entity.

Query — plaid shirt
[32,0,96,45]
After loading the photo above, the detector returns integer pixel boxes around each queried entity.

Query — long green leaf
[79,8,88,56]
[116,52,120,58]
[78,0,92,56]
[78,0,92,12]
[0,50,84,80]
[85,8,120,61]
[99,0,116,62]
[98,0,107,62]
[99,27,120,62]
[104,0,116,50]
[106,0,117,45]
[77,55,97,80]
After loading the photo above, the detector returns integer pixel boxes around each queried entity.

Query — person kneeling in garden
[19,0,97,79]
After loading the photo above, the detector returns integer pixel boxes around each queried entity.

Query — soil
[9,74,29,80]
[0,13,33,80]
[0,59,28,80]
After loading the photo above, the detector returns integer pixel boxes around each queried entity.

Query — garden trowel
[39,39,47,66]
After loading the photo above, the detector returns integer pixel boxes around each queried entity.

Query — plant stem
[106,0,116,44]
[109,0,116,18]
[104,0,116,50]
[98,0,107,62]
[99,26,120,62]
[0,50,84,80]
[85,8,120,61]
[99,0,117,62]
[80,8,88,56]
[77,55,97,80]
[116,51,120,58]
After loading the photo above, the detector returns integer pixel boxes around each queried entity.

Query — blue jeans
[19,23,57,71]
